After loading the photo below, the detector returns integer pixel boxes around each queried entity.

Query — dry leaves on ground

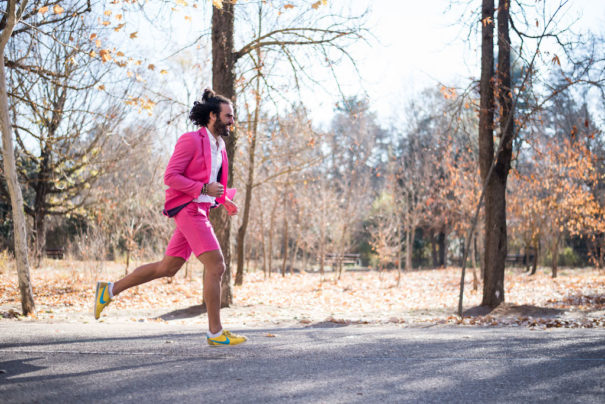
[0,260,603,328]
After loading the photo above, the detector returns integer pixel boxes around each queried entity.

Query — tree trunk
[523,241,531,272]
[289,205,301,275]
[396,222,402,285]
[530,240,539,275]
[125,248,131,274]
[267,198,278,278]
[0,0,35,315]
[597,234,605,270]
[471,235,479,291]
[281,211,288,277]
[477,224,485,280]
[211,1,236,307]
[33,207,46,267]
[405,227,413,271]
[480,0,514,308]
[33,145,52,267]
[289,238,299,275]
[245,241,252,274]
[337,223,348,280]
[32,79,65,268]
[551,231,561,278]
[437,229,446,267]
[430,230,438,268]
[482,174,508,307]
[259,206,268,278]
[319,198,326,277]
[471,234,477,269]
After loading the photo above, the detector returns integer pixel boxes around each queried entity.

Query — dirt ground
[1,259,604,329]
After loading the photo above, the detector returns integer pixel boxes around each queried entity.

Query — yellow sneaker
[94,281,112,320]
[207,330,247,346]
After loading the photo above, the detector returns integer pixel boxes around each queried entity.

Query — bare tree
[0,0,34,315]
[4,13,137,267]
[210,0,366,299]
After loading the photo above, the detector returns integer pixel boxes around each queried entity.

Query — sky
[106,0,605,130]
[309,0,605,125]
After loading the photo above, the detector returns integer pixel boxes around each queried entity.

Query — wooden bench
[325,253,361,266]
[46,248,65,259]
[505,253,534,266]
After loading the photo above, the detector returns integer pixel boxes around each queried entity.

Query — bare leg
[197,249,225,334]
[112,255,185,296]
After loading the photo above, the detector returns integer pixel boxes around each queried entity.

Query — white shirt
[193,127,224,204]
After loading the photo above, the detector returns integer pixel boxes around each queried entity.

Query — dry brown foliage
[0,260,603,329]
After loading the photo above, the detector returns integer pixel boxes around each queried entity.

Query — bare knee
[200,251,226,280]
[158,257,184,278]
[207,260,226,279]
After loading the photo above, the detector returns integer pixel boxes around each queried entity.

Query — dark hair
[189,88,231,127]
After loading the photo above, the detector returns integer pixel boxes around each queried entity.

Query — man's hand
[206,182,224,197]
[223,198,238,216]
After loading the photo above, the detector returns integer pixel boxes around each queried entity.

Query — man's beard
[214,119,230,137]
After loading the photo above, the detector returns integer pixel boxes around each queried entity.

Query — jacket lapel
[199,127,212,179]
[220,149,228,185]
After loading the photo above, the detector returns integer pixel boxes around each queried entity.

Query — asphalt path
[0,322,604,403]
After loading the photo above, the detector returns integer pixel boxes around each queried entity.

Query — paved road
[1,322,604,403]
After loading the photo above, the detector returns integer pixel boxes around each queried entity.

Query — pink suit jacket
[163,127,236,215]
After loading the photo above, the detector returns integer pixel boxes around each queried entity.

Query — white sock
[108,282,115,299]
[207,329,223,338]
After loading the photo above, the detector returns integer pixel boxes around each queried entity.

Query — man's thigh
[174,203,221,257]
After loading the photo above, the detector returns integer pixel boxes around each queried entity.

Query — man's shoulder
[177,129,204,142]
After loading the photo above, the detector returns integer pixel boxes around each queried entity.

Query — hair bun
[202,88,216,102]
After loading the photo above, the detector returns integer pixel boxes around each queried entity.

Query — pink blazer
[163,127,236,214]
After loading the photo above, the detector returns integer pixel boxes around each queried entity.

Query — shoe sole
[207,339,247,347]
[93,282,105,320]
[94,282,100,319]
[207,342,247,347]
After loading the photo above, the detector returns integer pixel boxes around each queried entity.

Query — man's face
[212,103,235,137]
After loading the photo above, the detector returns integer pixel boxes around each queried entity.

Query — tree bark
[267,198,278,277]
[396,221,402,285]
[471,235,479,291]
[551,231,561,278]
[280,207,288,277]
[405,227,413,271]
[430,230,438,268]
[319,197,326,277]
[32,143,52,267]
[530,240,539,275]
[437,229,446,267]
[337,222,348,279]
[289,237,299,275]
[0,0,35,315]
[211,1,236,307]
[259,205,268,278]
[33,205,46,267]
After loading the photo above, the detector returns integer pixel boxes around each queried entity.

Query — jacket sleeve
[164,134,203,198]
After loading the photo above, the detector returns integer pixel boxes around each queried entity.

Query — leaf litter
[0,261,603,329]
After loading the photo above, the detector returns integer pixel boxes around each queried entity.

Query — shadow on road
[155,304,207,321]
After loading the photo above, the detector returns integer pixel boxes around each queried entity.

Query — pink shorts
[165,202,220,260]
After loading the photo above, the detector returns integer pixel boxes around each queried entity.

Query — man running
[94,88,247,346]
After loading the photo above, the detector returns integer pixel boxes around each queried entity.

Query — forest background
[0,0,604,324]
